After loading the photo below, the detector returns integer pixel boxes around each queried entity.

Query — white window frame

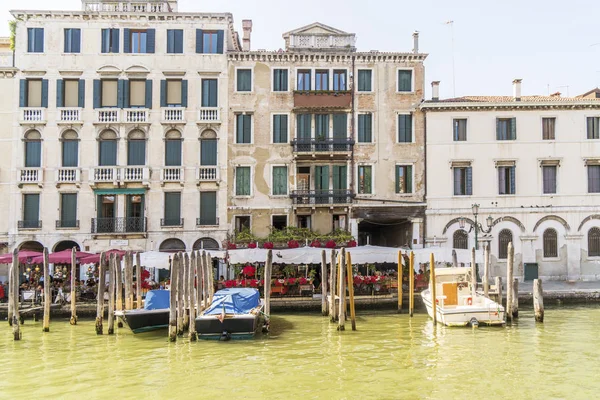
[234,165,253,198]
[271,67,291,93]
[396,67,415,93]
[356,163,375,196]
[540,115,557,141]
[395,163,415,195]
[270,112,291,144]
[296,68,313,91]
[396,111,415,144]
[234,66,254,93]
[356,68,374,93]
[452,116,469,142]
[271,214,288,230]
[585,114,600,140]
[162,191,183,225]
[198,190,219,226]
[331,68,349,91]
[234,214,252,232]
[233,112,254,145]
[539,160,560,196]
[271,164,289,197]
[356,112,375,144]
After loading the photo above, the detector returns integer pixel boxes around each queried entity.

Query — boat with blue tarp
[115,290,170,333]
[195,288,267,340]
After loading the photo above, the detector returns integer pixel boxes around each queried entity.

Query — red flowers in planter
[263,242,274,249]
[242,265,256,277]
[298,277,308,285]
[226,242,237,250]
[310,240,321,248]
[249,279,259,288]
[287,278,297,285]
[325,240,337,248]
[225,280,235,288]
[248,242,257,249]
[354,275,364,285]
[347,240,357,248]
[288,240,300,249]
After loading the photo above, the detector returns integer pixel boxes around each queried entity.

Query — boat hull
[195,313,265,340]
[421,290,505,327]
[116,309,170,334]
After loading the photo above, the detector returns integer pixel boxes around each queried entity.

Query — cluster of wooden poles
[319,248,357,331]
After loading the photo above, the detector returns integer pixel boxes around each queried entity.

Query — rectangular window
[203,31,219,54]
[587,117,600,139]
[273,69,289,92]
[395,165,413,194]
[129,80,146,108]
[236,114,252,144]
[398,114,413,143]
[589,165,600,193]
[236,167,251,196]
[27,28,44,53]
[163,192,182,226]
[273,114,288,143]
[496,118,517,140]
[358,114,372,143]
[25,140,41,168]
[333,70,347,91]
[235,216,251,232]
[236,69,252,92]
[62,140,78,167]
[296,114,312,140]
[332,114,347,139]
[357,70,372,92]
[64,28,81,53]
[398,70,412,92]
[272,215,287,230]
[101,28,119,53]
[542,117,556,140]
[101,80,118,108]
[200,139,217,166]
[165,139,182,166]
[297,215,311,229]
[315,114,329,139]
[166,80,182,106]
[315,70,329,91]
[166,29,183,54]
[453,119,467,141]
[127,140,146,166]
[23,194,40,228]
[129,30,148,54]
[199,192,217,226]
[99,140,117,166]
[498,166,516,195]
[297,70,311,91]
[60,193,78,228]
[201,79,218,107]
[453,167,473,196]
[358,165,372,194]
[542,165,557,194]
[272,166,288,195]
[196,29,224,53]
[333,215,347,231]
[27,79,43,108]
[63,80,80,108]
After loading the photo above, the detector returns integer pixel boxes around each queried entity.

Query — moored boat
[195,288,267,340]
[421,267,505,327]
[115,289,170,333]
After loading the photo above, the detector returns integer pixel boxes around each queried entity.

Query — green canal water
[2,306,600,399]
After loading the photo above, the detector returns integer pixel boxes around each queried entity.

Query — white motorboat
[421,267,505,327]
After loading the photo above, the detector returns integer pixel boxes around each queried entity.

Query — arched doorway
[193,238,220,251]
[18,241,44,252]
[159,238,186,253]
[53,240,81,252]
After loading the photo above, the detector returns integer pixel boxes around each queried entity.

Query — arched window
[588,227,600,257]
[24,130,42,168]
[200,130,217,167]
[98,130,117,166]
[165,129,182,166]
[453,230,468,249]
[127,130,146,166]
[61,130,79,167]
[498,229,512,259]
[193,238,220,251]
[543,228,558,258]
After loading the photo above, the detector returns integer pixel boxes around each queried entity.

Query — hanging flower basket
[263,242,274,249]
[310,240,322,248]
[287,240,300,249]
[325,240,337,249]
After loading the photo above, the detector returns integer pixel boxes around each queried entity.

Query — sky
[1,0,599,99]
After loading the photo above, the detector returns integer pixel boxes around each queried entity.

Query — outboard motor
[469,317,479,327]
[219,331,231,341]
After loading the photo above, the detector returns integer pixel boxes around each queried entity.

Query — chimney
[242,20,253,52]
[431,81,440,101]
[513,79,522,101]
[412,31,419,53]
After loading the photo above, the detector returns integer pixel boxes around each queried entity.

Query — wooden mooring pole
[321,250,328,316]
[42,248,50,332]
[177,252,184,336]
[338,248,346,331]
[195,251,202,313]
[125,252,134,311]
[183,252,190,331]
[116,253,123,328]
[264,249,272,317]
[397,251,403,313]
[534,279,544,323]
[95,252,106,335]
[346,250,356,331]
[512,278,519,319]
[409,251,415,317]
[200,251,207,311]
[11,249,21,340]
[107,254,116,335]
[430,253,437,325]
[483,244,490,298]
[495,276,503,309]
[471,247,477,298]
[506,242,514,322]
[188,251,197,341]
[8,249,13,327]
[136,252,142,310]
[70,247,77,325]
[207,252,214,305]
[168,253,179,342]
[329,249,337,322]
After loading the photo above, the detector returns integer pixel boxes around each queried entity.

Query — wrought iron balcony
[91,217,146,234]
[56,220,80,229]
[290,189,354,206]
[161,218,184,227]
[291,138,354,154]
[18,220,42,230]
[196,217,219,226]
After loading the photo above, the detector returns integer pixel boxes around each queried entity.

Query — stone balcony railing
[18,168,44,186]
[82,0,176,13]
[123,108,149,123]
[122,166,150,185]
[96,109,120,124]
[55,168,82,185]
[196,166,219,182]
[162,107,186,123]
[198,107,220,123]
[57,108,82,124]
[161,166,184,185]
[20,108,46,124]
[90,166,119,185]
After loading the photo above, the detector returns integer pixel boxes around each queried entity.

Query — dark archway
[53,240,81,252]
[193,238,220,251]
[18,241,44,252]
[159,238,186,253]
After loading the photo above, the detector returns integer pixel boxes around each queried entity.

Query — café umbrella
[31,249,94,265]
[79,249,129,265]
[0,251,42,264]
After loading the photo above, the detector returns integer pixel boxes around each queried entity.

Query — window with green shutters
[297,70,311,91]
[101,29,120,53]
[64,29,81,53]
[398,114,413,143]
[25,139,41,168]
[358,165,372,194]
[60,193,77,228]
[236,114,252,143]
[358,114,372,143]
[127,140,146,166]
[236,167,251,196]
[396,165,413,194]
[398,70,412,92]
[498,166,516,195]
[357,70,372,92]
[99,140,117,166]
[166,29,183,54]
[587,117,600,139]
[332,114,347,138]
[453,119,467,141]
[199,192,217,225]
[23,194,40,228]
[454,167,473,196]
[296,114,312,140]
[273,114,288,143]
[163,192,182,226]
[165,139,182,166]
[496,118,517,140]
[236,69,252,92]
[200,139,217,166]
[62,140,78,167]
[315,114,329,139]
[272,166,288,195]
[27,28,44,53]
[201,79,218,107]
[273,69,288,92]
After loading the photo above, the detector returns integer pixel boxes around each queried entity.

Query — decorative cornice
[228,51,427,63]
[0,68,18,78]
[10,10,233,24]
[420,101,600,111]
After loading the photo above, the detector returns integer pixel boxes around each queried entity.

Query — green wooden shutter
[41,79,49,108]
[123,28,131,53]
[23,194,40,224]
[217,30,224,54]
[127,140,146,166]
[496,119,502,140]
[164,192,181,223]
[175,30,183,53]
[25,141,41,168]
[196,29,204,53]
[19,80,27,107]
[122,80,130,108]
[181,80,188,107]
[78,79,85,108]
[165,140,182,166]
[62,140,78,167]
[61,193,77,227]
[315,166,329,190]
[200,192,217,225]
[406,165,413,193]
[273,166,287,195]
[117,80,125,108]
[93,80,101,109]
[236,167,250,196]
[510,118,517,140]
[510,166,516,194]
[364,166,372,194]
[56,80,64,108]
[160,80,167,107]
[200,139,217,166]
[146,29,155,53]
[333,114,347,139]
[99,140,117,166]
[111,29,120,53]
[466,167,473,195]
[315,114,329,139]
[167,29,174,53]
[396,166,401,193]
[145,80,153,109]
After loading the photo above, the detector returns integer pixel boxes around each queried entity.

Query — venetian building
[227,23,427,247]
[422,80,600,280]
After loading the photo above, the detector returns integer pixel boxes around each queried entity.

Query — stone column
[565,234,583,281]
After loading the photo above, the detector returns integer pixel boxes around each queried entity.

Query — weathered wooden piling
[177,252,184,336]
[182,253,190,330]
[125,252,134,311]
[42,248,50,332]
[7,250,13,326]
[206,252,214,304]
[346,251,356,331]
[506,242,514,322]
[512,278,519,319]
[194,251,202,313]
[495,276,503,308]
[95,252,106,335]
[452,249,458,268]
[136,252,142,310]
[533,279,544,323]
[116,253,123,328]
[70,247,77,325]
[321,250,328,316]
[264,249,273,317]
[430,253,437,325]
[11,249,21,340]
[483,244,490,298]
[107,254,116,334]
[397,250,403,313]
[329,249,338,322]
[409,251,415,317]
[168,253,179,342]
[471,247,477,298]
[188,251,197,341]
[338,248,346,331]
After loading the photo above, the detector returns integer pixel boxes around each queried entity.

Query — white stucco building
[8,0,240,254]
[422,80,600,281]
